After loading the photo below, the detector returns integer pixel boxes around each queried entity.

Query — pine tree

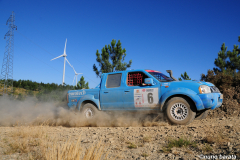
[179,72,191,81]
[214,36,240,73]
[227,44,240,71]
[93,39,132,77]
[213,43,228,73]
[76,76,89,89]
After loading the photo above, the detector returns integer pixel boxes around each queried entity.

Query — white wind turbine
[72,71,82,87]
[51,38,77,85]
[65,58,82,87]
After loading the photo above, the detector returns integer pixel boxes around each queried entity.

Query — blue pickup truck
[67,69,223,125]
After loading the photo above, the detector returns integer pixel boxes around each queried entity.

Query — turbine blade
[63,38,67,56]
[66,58,77,74]
[51,55,63,61]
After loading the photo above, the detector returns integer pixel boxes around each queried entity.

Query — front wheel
[81,103,98,119]
[165,97,196,125]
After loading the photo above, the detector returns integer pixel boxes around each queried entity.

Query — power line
[14,16,99,85]
[16,30,59,58]
[15,45,74,80]
[17,16,63,50]
[15,31,99,85]
[15,43,98,85]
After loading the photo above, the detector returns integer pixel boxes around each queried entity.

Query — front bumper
[67,102,77,110]
[198,93,223,110]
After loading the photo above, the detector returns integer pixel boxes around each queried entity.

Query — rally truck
[67,69,223,125]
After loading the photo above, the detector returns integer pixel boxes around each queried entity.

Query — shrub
[201,70,240,118]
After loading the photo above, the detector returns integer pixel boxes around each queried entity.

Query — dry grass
[162,137,197,153]
[2,125,109,160]
[44,135,83,160]
[0,86,39,96]
[3,125,46,156]
[202,143,213,153]
[126,141,137,149]
[141,153,149,157]
[143,136,152,143]
[202,131,229,145]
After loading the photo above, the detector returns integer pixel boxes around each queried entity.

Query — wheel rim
[170,103,188,121]
[84,108,94,118]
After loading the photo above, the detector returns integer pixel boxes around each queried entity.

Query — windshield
[146,70,173,82]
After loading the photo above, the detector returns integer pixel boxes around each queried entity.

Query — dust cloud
[0,96,165,127]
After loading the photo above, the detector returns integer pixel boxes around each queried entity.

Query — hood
[175,80,214,86]
[162,80,215,94]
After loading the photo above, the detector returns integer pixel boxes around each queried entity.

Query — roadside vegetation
[179,36,240,117]
[2,125,109,160]
[161,137,197,153]
[0,75,90,102]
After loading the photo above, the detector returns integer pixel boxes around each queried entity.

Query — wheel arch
[78,100,99,111]
[161,94,197,112]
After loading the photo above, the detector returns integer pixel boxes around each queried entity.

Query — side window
[106,73,122,88]
[127,72,149,86]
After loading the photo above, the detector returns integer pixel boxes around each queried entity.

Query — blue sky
[0,0,239,88]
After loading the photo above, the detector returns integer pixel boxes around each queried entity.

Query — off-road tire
[81,103,98,119]
[195,109,209,120]
[165,97,196,125]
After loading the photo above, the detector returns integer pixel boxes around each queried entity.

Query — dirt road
[0,115,239,160]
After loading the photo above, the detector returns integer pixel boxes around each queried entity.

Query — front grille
[210,86,220,93]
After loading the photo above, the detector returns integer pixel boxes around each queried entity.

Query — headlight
[199,85,211,94]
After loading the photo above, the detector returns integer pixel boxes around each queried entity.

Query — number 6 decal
[134,88,158,107]
[148,93,153,104]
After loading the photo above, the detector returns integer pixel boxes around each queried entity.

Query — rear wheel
[81,103,98,119]
[165,97,196,125]
[195,109,209,120]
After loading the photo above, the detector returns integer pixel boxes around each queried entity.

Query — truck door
[100,73,123,110]
[123,71,160,110]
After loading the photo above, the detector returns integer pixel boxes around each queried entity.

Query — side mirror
[144,78,154,85]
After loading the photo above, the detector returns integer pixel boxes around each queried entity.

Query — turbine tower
[0,11,17,95]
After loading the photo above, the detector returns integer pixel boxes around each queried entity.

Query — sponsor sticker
[146,89,153,92]
[162,83,169,86]
[69,90,86,96]
[134,88,158,107]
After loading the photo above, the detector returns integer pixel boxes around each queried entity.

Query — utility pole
[0,11,17,95]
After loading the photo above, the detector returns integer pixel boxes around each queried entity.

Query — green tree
[228,44,240,71]
[76,76,89,89]
[214,36,240,73]
[179,72,191,81]
[213,43,229,73]
[93,39,132,77]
